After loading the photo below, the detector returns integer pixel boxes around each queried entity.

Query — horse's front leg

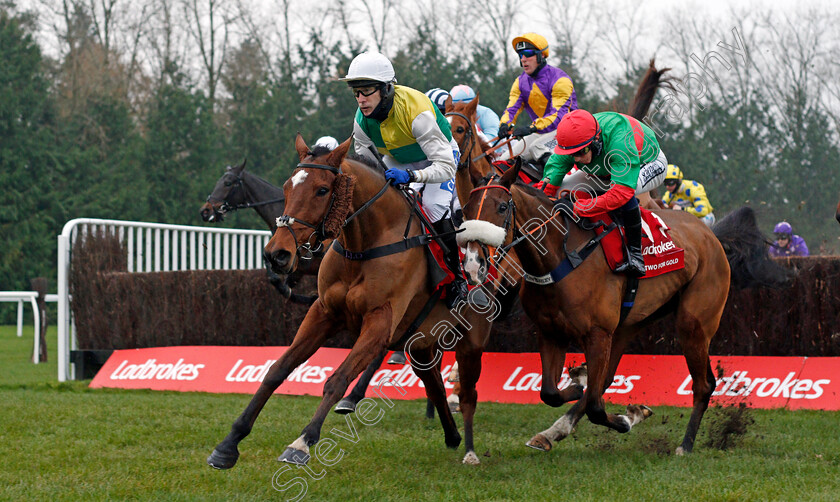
[454,321,491,465]
[278,303,393,465]
[536,329,583,407]
[208,301,341,469]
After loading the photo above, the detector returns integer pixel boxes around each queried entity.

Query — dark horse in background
[200,160,321,304]
[458,160,792,456]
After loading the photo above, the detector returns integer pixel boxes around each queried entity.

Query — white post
[30,295,40,364]
[57,234,70,382]
[16,300,23,337]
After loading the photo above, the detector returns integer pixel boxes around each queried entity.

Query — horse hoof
[569,363,588,387]
[462,451,480,465]
[207,447,239,470]
[675,446,688,456]
[334,398,356,414]
[526,433,552,452]
[277,447,310,465]
[625,404,654,427]
[445,433,462,449]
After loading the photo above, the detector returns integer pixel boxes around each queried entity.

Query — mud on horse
[458,161,790,455]
[208,135,500,468]
[200,159,323,304]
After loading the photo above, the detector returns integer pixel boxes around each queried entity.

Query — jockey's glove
[512,124,537,138]
[498,122,512,139]
[384,168,414,186]
[534,178,560,197]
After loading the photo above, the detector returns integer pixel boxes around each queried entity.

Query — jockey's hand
[535,178,560,197]
[384,168,413,186]
[512,124,536,138]
[498,122,512,139]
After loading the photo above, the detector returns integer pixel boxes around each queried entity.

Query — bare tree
[181,0,236,103]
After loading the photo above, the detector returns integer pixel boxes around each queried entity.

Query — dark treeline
[2,5,838,323]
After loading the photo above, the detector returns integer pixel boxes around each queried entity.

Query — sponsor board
[89,347,840,410]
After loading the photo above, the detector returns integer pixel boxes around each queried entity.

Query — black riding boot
[432,219,469,309]
[614,201,647,278]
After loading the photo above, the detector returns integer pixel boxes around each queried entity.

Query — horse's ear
[233,159,246,175]
[444,96,453,113]
[295,134,309,161]
[464,94,479,118]
[328,137,353,167]
[500,157,521,188]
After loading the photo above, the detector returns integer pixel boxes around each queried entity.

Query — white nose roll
[456,220,507,248]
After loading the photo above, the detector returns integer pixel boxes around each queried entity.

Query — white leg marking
[462,451,480,465]
[289,435,310,455]
[542,414,575,441]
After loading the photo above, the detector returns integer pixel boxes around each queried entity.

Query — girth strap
[523,221,617,285]
[388,284,445,351]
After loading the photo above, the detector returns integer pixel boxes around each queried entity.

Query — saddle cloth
[594,208,685,279]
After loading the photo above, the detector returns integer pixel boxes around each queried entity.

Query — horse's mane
[310,145,334,158]
[712,207,794,290]
[345,153,385,178]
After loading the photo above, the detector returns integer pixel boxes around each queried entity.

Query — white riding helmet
[340,52,396,84]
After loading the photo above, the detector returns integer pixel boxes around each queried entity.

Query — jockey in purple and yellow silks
[497,33,578,166]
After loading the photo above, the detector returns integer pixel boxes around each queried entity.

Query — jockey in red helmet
[539,109,668,277]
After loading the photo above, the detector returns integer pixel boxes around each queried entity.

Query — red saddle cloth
[594,208,685,279]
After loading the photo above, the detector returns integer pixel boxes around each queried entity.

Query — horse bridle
[468,176,518,261]
[445,111,477,172]
[275,162,389,261]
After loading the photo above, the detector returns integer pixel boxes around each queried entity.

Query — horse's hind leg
[278,304,394,465]
[334,347,389,414]
[208,301,340,469]
[579,328,640,433]
[674,285,726,455]
[409,344,462,450]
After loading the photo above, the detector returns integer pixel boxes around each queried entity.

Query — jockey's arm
[410,110,457,183]
[543,153,574,186]
[532,76,574,132]
[352,122,380,164]
[499,79,524,127]
[681,182,713,217]
[477,106,501,139]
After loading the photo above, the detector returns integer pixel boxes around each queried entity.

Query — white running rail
[57,218,271,381]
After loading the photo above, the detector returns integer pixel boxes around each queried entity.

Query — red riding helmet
[554,109,600,155]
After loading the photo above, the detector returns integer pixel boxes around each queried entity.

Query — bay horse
[207,135,499,468]
[458,161,789,455]
[200,160,321,304]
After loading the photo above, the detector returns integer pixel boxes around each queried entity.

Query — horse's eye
[456,127,465,133]
[316,187,330,196]
[224,181,232,187]
[498,203,508,213]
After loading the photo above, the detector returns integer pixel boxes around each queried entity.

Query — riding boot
[428,219,469,308]
[614,199,647,278]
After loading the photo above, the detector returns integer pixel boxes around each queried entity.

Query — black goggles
[573,145,592,156]
[351,86,381,98]
[517,49,540,58]
[664,180,679,186]
[775,233,791,239]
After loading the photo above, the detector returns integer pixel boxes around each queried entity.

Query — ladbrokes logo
[502,366,639,394]
[110,358,204,381]
[225,359,334,384]
[643,240,675,255]
[677,370,830,399]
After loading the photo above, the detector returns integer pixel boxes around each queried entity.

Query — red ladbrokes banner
[89,346,840,410]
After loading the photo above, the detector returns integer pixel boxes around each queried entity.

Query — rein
[445,111,511,176]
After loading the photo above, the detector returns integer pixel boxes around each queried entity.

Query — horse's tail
[628,58,674,120]
[712,206,794,290]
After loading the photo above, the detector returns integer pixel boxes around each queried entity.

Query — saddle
[492,158,545,186]
[592,208,685,279]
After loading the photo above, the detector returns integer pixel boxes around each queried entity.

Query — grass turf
[1,325,839,501]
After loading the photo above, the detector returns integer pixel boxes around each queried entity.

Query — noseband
[466,177,517,261]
